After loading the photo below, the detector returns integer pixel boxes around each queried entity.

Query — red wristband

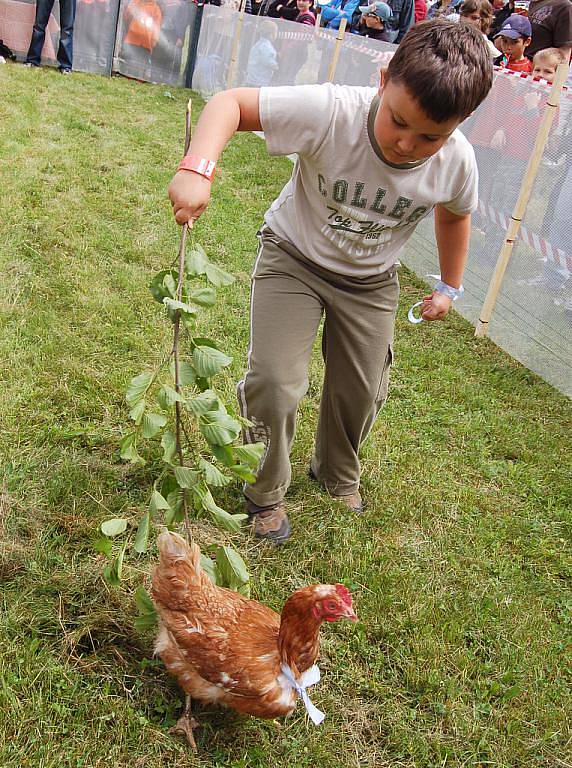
[177,154,216,182]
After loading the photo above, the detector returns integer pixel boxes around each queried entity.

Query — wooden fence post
[226,0,247,89]
[327,17,347,83]
[474,60,569,338]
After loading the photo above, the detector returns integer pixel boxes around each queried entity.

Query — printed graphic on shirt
[316,173,430,254]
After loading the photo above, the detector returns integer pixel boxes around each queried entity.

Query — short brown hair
[460,0,494,34]
[385,20,493,123]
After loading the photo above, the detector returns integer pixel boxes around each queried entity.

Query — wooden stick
[226,0,247,89]
[327,17,347,83]
[315,10,321,32]
[474,60,569,338]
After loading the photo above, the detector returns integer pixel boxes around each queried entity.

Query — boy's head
[260,19,278,41]
[374,21,492,164]
[532,47,565,83]
[459,0,493,35]
[494,14,532,61]
[359,1,392,28]
[297,0,313,11]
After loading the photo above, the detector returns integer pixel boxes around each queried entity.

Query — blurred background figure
[121,0,163,79]
[151,0,190,82]
[245,18,278,85]
[25,0,76,72]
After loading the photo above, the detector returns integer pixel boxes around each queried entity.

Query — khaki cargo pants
[237,227,399,507]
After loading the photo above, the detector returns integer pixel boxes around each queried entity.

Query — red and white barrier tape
[477,199,572,276]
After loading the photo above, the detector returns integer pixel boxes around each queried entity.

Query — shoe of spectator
[0,56,6,65]
[245,499,291,545]
[24,62,38,68]
[59,68,72,75]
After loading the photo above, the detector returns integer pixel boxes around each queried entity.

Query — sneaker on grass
[245,499,291,545]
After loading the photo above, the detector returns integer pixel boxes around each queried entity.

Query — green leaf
[149,269,178,304]
[133,511,151,554]
[205,262,235,287]
[178,361,197,387]
[238,582,251,598]
[149,489,171,514]
[186,389,218,416]
[141,411,168,439]
[211,444,235,467]
[233,443,266,469]
[200,554,219,585]
[199,458,231,487]
[161,430,177,464]
[193,346,232,378]
[135,613,159,631]
[190,287,217,307]
[101,518,128,537]
[229,464,257,484]
[92,536,112,557]
[174,465,200,489]
[192,484,247,532]
[128,400,146,424]
[126,372,154,407]
[200,411,241,446]
[103,543,127,586]
[135,586,156,615]
[163,298,197,319]
[211,507,249,533]
[159,385,184,405]
[119,432,144,464]
[185,245,209,276]
[216,546,249,592]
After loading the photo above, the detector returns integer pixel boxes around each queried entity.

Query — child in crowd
[459,0,501,58]
[532,47,566,83]
[245,20,279,87]
[294,0,316,25]
[168,21,493,543]
[352,1,393,40]
[494,13,533,73]
[276,0,315,84]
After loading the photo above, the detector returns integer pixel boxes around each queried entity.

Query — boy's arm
[169,88,261,225]
[421,205,471,321]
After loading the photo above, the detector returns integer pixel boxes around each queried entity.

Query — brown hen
[151,530,357,749]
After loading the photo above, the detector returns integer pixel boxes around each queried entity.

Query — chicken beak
[343,606,358,621]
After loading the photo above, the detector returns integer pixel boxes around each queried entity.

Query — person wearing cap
[494,13,533,72]
[351,1,393,39]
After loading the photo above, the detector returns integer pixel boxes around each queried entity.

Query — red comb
[335,584,352,605]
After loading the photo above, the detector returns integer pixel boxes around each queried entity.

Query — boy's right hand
[168,171,212,225]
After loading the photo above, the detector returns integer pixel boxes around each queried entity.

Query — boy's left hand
[421,291,452,321]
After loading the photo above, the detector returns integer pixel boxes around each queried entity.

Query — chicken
[151,530,357,749]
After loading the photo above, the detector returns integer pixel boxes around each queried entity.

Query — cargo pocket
[375,344,393,410]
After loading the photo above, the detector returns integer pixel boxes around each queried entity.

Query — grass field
[0,64,571,768]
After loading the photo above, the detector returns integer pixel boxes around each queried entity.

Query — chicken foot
[169,694,199,751]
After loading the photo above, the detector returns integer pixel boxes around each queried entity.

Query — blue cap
[495,13,532,40]
[358,1,392,21]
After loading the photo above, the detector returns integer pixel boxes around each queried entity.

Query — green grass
[1,64,571,768]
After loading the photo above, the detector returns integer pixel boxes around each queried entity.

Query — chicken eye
[324,599,338,612]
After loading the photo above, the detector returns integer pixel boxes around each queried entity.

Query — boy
[168,20,493,544]
[532,46,566,83]
[494,13,533,73]
[352,1,393,40]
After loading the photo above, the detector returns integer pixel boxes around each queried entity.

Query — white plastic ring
[407,301,425,324]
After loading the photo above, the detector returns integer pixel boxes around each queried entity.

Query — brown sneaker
[245,499,291,545]
[308,468,364,513]
[330,490,363,513]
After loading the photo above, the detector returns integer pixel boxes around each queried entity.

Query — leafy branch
[96,99,263,625]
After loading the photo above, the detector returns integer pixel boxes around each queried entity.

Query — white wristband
[434,280,464,301]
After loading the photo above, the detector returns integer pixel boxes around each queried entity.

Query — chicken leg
[169,694,199,750]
